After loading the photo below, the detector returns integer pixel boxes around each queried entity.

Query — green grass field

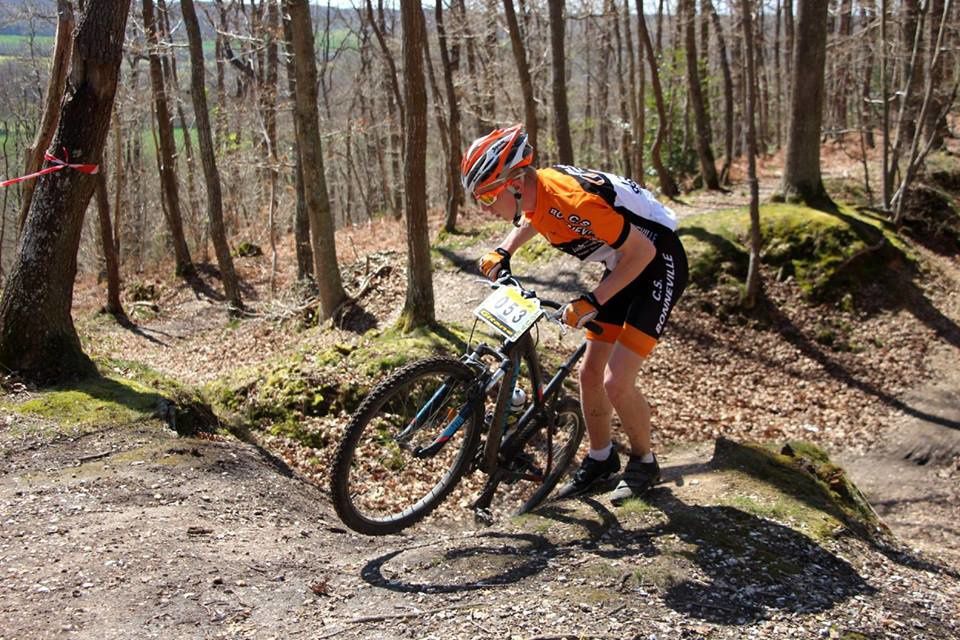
[0,34,54,56]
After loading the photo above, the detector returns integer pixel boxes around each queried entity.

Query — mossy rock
[710,438,888,544]
[203,323,472,446]
[679,203,909,302]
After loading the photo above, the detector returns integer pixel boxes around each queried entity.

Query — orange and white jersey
[525,165,678,270]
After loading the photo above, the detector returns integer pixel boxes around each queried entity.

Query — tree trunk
[635,2,679,197]
[264,0,281,292]
[891,0,956,222]
[436,0,463,232]
[682,0,720,189]
[778,0,832,208]
[705,0,734,184]
[143,0,194,278]
[860,1,876,149]
[366,0,405,219]
[17,0,73,236]
[157,0,202,247]
[285,0,347,320]
[548,0,574,164]
[398,0,435,331]
[181,0,243,312]
[281,10,314,281]
[741,0,763,308]
[899,0,925,147]
[614,0,640,180]
[95,168,124,318]
[923,0,949,148]
[784,0,794,103]
[0,0,131,382]
[503,0,539,151]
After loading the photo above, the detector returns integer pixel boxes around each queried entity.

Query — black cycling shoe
[609,454,660,506]
[555,449,621,500]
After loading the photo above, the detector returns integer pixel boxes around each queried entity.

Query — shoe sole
[609,474,661,506]
[555,473,619,501]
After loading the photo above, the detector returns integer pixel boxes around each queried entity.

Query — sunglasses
[473,179,514,207]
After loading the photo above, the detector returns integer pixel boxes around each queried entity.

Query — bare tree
[95,167,124,319]
[503,0,539,151]
[548,0,574,164]
[741,0,763,308]
[891,0,957,222]
[704,0,734,184]
[681,0,720,190]
[181,0,243,312]
[436,0,464,232]
[16,0,73,236]
[143,0,195,277]
[0,0,131,381]
[398,0,435,330]
[635,0,679,197]
[285,0,347,320]
[280,9,314,282]
[778,0,832,207]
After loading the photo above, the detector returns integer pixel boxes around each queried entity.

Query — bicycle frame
[397,277,590,520]
[464,326,587,517]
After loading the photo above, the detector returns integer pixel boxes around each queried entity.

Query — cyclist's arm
[592,225,656,304]
[497,219,539,255]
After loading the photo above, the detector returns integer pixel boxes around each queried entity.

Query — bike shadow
[358,487,876,623]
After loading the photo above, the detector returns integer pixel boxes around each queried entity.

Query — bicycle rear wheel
[330,356,482,535]
[489,396,585,517]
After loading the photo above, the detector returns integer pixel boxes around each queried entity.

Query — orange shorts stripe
[618,325,658,357]
[586,321,621,343]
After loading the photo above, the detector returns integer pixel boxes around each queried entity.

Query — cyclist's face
[475,181,517,221]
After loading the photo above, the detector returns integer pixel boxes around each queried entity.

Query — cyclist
[462,124,688,505]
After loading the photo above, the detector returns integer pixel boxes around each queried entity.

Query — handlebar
[488,274,603,335]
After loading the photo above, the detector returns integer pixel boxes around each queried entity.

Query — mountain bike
[330,275,595,535]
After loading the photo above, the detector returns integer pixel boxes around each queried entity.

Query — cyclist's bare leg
[578,340,615,451]
[603,343,652,456]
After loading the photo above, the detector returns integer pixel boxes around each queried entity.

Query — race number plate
[473,286,543,341]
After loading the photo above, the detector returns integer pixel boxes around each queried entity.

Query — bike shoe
[555,449,621,500]
[609,454,660,506]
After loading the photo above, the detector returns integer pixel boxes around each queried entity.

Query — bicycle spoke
[331,357,482,535]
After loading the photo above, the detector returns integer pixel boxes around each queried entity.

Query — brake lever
[546,308,603,336]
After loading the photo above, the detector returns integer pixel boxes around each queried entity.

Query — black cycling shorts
[587,230,688,357]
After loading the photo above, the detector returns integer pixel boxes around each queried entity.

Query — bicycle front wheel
[330,356,482,535]
[490,396,585,517]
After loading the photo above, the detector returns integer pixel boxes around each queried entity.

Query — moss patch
[710,438,887,543]
[204,322,471,443]
[679,203,910,302]
[3,375,162,429]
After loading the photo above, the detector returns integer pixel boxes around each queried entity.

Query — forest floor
[2,147,960,638]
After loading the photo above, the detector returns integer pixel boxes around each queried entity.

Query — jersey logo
[554,238,605,260]
[547,207,596,237]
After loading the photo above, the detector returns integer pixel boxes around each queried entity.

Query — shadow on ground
[359,487,876,624]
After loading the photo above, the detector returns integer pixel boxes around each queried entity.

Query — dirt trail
[837,247,960,570]
[3,420,959,640]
